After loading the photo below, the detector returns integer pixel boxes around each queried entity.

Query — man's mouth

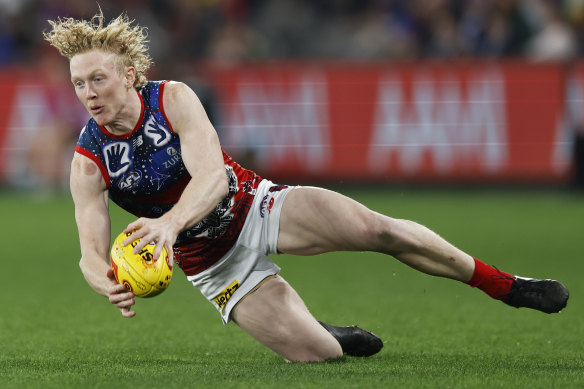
[90,105,104,115]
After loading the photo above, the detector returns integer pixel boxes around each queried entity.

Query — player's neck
[104,89,142,135]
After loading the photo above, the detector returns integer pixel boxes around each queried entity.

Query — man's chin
[92,115,110,127]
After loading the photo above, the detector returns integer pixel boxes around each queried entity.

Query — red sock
[465,258,515,301]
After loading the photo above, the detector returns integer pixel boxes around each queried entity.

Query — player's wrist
[161,209,186,237]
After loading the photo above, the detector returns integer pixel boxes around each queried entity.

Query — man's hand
[122,216,176,268]
[106,269,136,318]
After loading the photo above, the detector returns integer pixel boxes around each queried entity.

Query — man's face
[70,50,132,127]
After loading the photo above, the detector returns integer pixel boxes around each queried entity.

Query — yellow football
[110,231,173,298]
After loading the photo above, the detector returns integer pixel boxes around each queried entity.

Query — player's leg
[231,275,343,362]
[277,187,569,313]
[278,186,475,281]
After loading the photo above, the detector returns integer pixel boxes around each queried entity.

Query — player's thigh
[278,186,383,255]
[231,276,342,362]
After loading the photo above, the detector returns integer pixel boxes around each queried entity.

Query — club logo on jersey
[104,142,131,178]
[118,171,142,190]
[259,185,286,218]
[259,194,275,218]
[144,116,171,147]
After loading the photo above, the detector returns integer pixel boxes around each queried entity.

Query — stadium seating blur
[1,0,583,191]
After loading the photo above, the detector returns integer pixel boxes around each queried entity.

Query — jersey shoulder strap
[145,80,176,134]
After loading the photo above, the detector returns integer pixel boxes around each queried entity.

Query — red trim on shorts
[98,89,145,139]
[74,145,111,188]
[158,80,176,134]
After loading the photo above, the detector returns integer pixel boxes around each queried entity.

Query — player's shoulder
[142,79,189,94]
[160,80,195,103]
[70,147,106,186]
[158,81,200,124]
[139,80,194,112]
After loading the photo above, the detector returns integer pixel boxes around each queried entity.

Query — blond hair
[43,10,152,88]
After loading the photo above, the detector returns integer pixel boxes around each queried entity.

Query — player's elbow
[78,255,98,280]
[79,256,90,276]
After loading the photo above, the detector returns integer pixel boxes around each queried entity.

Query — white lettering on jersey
[144,116,171,147]
[104,142,131,178]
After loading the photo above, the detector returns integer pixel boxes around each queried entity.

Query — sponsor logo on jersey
[118,171,142,190]
[152,144,182,171]
[103,142,131,178]
[213,280,240,312]
[133,135,143,148]
[144,116,171,147]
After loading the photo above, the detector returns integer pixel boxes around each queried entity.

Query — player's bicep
[162,82,225,177]
[70,153,111,261]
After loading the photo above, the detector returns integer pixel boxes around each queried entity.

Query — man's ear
[125,67,136,88]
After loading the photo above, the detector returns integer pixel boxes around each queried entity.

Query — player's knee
[267,284,343,362]
[267,320,342,362]
[315,340,343,361]
[372,216,424,254]
[350,211,392,248]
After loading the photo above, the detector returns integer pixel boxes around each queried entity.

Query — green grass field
[1,187,583,388]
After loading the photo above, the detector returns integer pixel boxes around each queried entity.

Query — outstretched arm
[123,82,229,260]
[71,152,136,318]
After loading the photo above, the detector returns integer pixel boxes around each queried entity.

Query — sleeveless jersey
[75,80,263,276]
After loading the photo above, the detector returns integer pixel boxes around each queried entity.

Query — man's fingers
[115,298,135,310]
[122,230,152,255]
[109,288,136,318]
[109,290,134,304]
[153,242,166,261]
[131,237,151,255]
[123,218,143,234]
[122,229,146,248]
[120,306,136,318]
[107,246,138,319]
[122,218,148,248]
[165,244,174,269]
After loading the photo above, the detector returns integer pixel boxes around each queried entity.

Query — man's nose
[85,85,97,99]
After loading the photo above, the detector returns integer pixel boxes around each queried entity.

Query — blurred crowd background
[1,0,584,65]
[0,0,583,193]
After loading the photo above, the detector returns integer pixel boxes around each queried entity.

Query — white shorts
[186,179,294,324]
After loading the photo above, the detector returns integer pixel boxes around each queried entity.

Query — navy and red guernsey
[75,80,263,276]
